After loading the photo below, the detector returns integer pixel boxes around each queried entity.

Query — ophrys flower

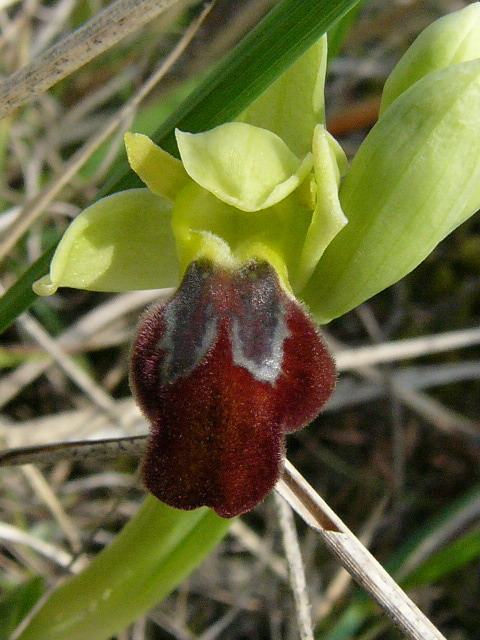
[33,5,480,516]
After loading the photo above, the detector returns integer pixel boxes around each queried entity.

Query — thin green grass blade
[0,243,57,335]
[402,528,480,588]
[0,0,360,335]
[327,1,364,61]
[389,483,480,576]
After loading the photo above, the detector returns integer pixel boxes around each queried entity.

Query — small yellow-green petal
[33,189,179,295]
[292,125,348,292]
[239,35,327,157]
[380,3,480,114]
[300,60,480,324]
[125,132,189,201]
[175,123,313,212]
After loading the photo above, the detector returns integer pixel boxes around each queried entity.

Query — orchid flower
[33,3,480,518]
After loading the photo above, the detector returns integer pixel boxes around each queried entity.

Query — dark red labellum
[131,259,336,518]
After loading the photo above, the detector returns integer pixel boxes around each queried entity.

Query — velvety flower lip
[131,259,336,518]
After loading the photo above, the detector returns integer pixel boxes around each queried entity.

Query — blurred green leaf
[403,528,480,588]
[316,484,480,638]
[0,347,47,368]
[390,483,480,576]
[0,576,44,640]
[317,604,366,640]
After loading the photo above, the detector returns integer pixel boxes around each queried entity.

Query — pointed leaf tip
[381,3,480,114]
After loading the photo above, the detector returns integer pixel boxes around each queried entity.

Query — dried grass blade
[0,0,182,119]
[274,492,314,640]
[276,460,447,640]
[0,435,147,467]
[335,326,480,370]
[0,437,451,638]
[0,3,212,261]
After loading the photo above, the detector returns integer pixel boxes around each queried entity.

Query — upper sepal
[239,35,328,157]
[175,123,313,212]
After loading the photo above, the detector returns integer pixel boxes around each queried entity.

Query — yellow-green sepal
[380,3,480,114]
[291,125,348,292]
[175,123,313,212]
[33,189,179,295]
[300,59,480,324]
[125,132,189,200]
[239,35,328,157]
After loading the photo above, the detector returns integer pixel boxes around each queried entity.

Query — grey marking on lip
[230,263,290,384]
[157,261,218,385]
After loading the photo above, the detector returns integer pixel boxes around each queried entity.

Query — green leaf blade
[17,498,230,640]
